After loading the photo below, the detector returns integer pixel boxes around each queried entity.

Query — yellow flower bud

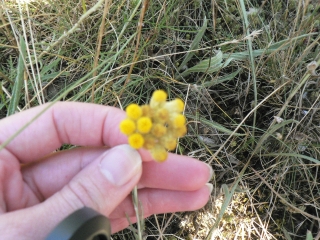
[119,119,136,135]
[163,137,177,151]
[171,114,186,128]
[141,105,152,117]
[150,90,167,108]
[152,90,167,102]
[173,125,187,138]
[128,133,144,149]
[143,135,157,149]
[154,108,169,123]
[126,104,142,120]
[164,98,184,113]
[137,117,153,134]
[151,145,168,162]
[151,123,167,137]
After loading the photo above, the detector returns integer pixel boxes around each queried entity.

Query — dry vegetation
[1,0,320,239]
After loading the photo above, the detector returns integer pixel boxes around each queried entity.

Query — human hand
[0,102,213,239]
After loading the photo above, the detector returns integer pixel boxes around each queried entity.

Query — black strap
[46,207,111,240]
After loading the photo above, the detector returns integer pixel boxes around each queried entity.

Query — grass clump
[1,0,320,239]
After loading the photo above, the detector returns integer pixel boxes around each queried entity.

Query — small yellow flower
[164,98,184,113]
[155,108,169,123]
[126,104,142,120]
[141,105,152,117]
[128,133,144,149]
[163,138,177,151]
[152,90,167,102]
[151,145,168,162]
[150,90,167,108]
[151,123,167,137]
[137,117,152,134]
[143,135,156,149]
[173,125,187,138]
[171,114,186,128]
[119,119,136,135]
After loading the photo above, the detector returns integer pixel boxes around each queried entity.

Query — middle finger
[22,147,211,200]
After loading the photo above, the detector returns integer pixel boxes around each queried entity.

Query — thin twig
[91,0,112,103]
[117,0,149,100]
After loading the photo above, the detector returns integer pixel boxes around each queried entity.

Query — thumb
[0,144,142,239]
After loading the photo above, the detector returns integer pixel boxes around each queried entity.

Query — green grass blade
[177,50,224,79]
[7,37,26,116]
[186,114,245,137]
[253,119,299,154]
[239,0,257,146]
[282,227,293,240]
[206,183,240,239]
[261,153,320,164]
[223,33,317,60]
[40,58,61,76]
[177,16,207,72]
[202,69,242,88]
[306,230,314,240]
[81,0,87,13]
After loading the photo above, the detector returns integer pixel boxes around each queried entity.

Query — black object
[46,207,111,240]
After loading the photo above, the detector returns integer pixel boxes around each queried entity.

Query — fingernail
[100,144,142,186]
[206,183,213,194]
[205,163,214,182]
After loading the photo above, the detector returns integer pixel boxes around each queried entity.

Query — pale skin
[0,102,212,239]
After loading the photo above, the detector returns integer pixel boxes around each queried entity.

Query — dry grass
[1,0,320,239]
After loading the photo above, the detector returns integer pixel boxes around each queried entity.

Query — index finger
[0,102,129,162]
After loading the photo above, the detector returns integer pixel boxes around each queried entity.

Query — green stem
[132,185,143,240]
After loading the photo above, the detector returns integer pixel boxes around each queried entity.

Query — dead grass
[1,0,320,239]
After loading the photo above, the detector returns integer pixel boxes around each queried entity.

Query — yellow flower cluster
[119,90,187,162]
